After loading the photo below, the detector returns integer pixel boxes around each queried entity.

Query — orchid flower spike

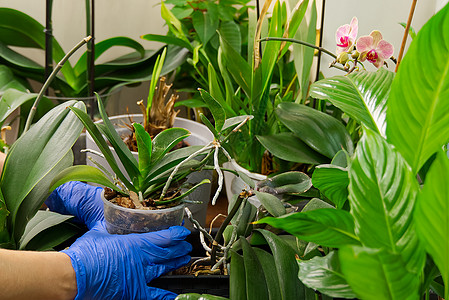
[335,17,358,54]
[356,30,394,68]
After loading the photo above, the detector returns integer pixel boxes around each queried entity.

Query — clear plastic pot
[102,190,185,234]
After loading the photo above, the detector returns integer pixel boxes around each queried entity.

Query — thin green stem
[259,37,337,59]
[23,36,92,133]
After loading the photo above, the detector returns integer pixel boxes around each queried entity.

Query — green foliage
[0,101,85,249]
[50,95,208,205]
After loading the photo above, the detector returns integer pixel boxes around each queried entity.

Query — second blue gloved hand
[63,222,192,300]
[46,181,104,229]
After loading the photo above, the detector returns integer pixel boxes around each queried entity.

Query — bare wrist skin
[0,249,77,300]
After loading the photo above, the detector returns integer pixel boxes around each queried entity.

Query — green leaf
[257,132,328,164]
[298,251,357,298]
[150,127,190,165]
[50,165,121,194]
[256,229,306,299]
[199,88,226,132]
[253,248,283,299]
[19,210,73,250]
[386,5,449,173]
[256,171,312,195]
[134,123,152,178]
[230,250,247,300]
[140,34,193,51]
[96,93,139,180]
[192,10,219,46]
[399,22,417,40]
[161,1,190,45]
[221,115,253,131]
[415,150,449,298]
[0,101,84,246]
[339,246,420,300]
[219,32,252,97]
[240,237,270,299]
[310,69,394,136]
[257,209,360,248]
[276,102,354,158]
[0,65,28,93]
[69,106,134,192]
[348,129,425,274]
[312,164,349,209]
[0,187,9,234]
[253,191,286,217]
[219,21,241,55]
[0,89,37,123]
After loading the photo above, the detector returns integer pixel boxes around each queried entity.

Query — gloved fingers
[141,240,192,264]
[139,226,191,247]
[145,286,178,300]
[144,254,191,282]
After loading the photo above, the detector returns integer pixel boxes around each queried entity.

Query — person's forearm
[0,249,77,300]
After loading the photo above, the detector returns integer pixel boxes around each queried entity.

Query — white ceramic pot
[85,115,214,230]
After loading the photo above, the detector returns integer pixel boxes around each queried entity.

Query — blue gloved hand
[46,181,104,229]
[63,221,192,300]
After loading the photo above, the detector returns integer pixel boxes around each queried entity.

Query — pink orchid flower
[356,30,394,68]
[335,17,358,54]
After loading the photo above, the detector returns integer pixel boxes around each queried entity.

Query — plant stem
[23,36,92,134]
[259,37,337,59]
[316,0,326,82]
[86,0,96,118]
[44,0,54,92]
[395,0,417,72]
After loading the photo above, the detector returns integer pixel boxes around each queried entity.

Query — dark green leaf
[257,209,360,248]
[192,10,219,46]
[199,89,225,132]
[276,103,354,158]
[256,171,312,195]
[312,164,348,209]
[253,191,286,217]
[257,132,328,164]
[230,250,247,300]
[150,128,190,165]
[134,123,152,178]
[253,248,283,299]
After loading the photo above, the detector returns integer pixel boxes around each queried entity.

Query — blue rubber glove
[63,221,192,300]
[46,181,104,229]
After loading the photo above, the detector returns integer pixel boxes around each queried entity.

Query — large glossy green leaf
[312,164,348,209]
[415,150,449,298]
[192,10,219,46]
[256,229,305,299]
[386,4,449,173]
[276,102,354,158]
[49,165,121,194]
[256,132,328,164]
[0,8,75,85]
[298,251,356,298]
[339,246,420,300]
[19,210,73,250]
[257,209,360,248]
[0,65,28,93]
[0,101,84,245]
[0,89,36,123]
[253,248,283,299]
[348,129,425,274]
[310,69,394,136]
[219,21,241,55]
[134,123,152,179]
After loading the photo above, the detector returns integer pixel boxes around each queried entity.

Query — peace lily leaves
[415,150,449,298]
[339,246,420,300]
[312,164,349,209]
[310,68,394,136]
[386,4,449,174]
[297,251,356,298]
[257,208,360,248]
[348,129,425,274]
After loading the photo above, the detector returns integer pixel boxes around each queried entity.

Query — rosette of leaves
[49,95,210,208]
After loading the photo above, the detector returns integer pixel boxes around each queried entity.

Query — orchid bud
[351,50,360,59]
[336,51,349,65]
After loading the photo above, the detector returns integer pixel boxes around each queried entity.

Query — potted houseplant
[84,49,215,228]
